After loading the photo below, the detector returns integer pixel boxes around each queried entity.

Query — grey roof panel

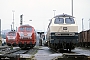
[54,14,75,18]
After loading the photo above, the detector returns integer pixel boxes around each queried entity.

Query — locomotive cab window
[65,18,75,24]
[20,27,25,31]
[26,27,32,31]
[54,18,64,24]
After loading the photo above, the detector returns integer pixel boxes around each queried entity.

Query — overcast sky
[0,0,90,32]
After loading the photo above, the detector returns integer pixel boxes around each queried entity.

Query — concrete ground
[33,46,63,60]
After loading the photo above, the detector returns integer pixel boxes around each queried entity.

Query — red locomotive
[17,24,36,49]
[6,31,18,46]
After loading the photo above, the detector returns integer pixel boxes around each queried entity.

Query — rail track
[0,46,90,60]
[53,53,90,60]
[0,46,39,60]
[52,47,90,60]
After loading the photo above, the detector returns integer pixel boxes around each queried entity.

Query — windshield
[65,18,75,24]
[20,27,32,31]
[8,32,16,36]
[54,18,64,24]
[26,27,32,31]
[20,27,25,31]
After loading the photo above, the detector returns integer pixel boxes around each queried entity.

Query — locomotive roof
[8,31,16,33]
[54,14,75,18]
[20,24,33,27]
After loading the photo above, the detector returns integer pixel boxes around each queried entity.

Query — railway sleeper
[54,54,90,60]
[0,54,20,60]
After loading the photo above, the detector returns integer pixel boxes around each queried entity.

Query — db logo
[24,33,28,36]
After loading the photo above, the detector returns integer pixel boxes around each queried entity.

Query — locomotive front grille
[20,36,32,39]
[61,34,69,35]
[55,33,69,36]
[55,33,75,36]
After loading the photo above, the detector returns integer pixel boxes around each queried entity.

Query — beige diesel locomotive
[46,14,78,52]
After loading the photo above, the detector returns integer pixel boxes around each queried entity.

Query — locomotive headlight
[27,37,32,39]
[28,37,29,39]
[69,33,75,36]
[46,41,47,42]
[20,36,23,39]
[55,33,61,36]
[72,33,75,36]
[28,33,32,36]
[21,37,23,39]
[20,37,22,39]
[22,37,23,39]
[19,32,24,36]
[51,33,55,36]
